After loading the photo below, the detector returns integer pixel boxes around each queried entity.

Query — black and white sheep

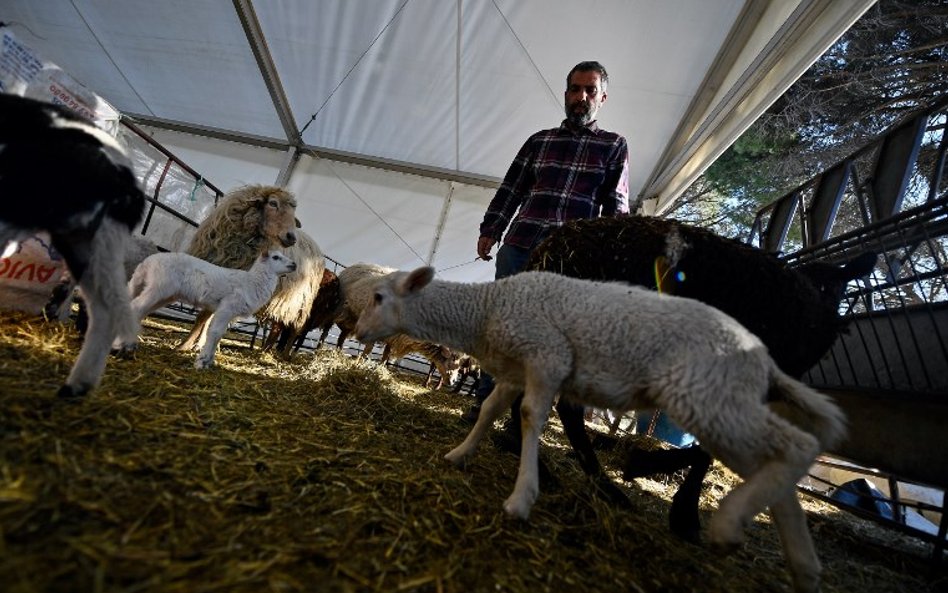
[526,215,877,540]
[126,250,296,368]
[355,266,845,593]
[0,93,145,397]
[48,233,160,332]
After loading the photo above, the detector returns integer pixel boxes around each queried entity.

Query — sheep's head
[796,251,878,308]
[355,266,434,343]
[437,346,463,388]
[255,188,298,248]
[259,250,297,276]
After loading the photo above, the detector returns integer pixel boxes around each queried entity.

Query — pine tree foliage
[669,0,948,237]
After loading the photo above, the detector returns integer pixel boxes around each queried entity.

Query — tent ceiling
[2,0,875,278]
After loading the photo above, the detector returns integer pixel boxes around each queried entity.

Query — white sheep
[334,262,397,355]
[0,94,145,397]
[354,266,847,593]
[125,250,296,368]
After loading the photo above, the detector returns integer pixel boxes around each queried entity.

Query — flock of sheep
[1,93,881,593]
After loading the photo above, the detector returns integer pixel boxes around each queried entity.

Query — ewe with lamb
[179,184,299,353]
[355,266,846,593]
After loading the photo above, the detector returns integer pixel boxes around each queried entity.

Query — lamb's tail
[768,363,847,450]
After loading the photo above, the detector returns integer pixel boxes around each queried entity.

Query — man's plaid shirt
[479,119,630,250]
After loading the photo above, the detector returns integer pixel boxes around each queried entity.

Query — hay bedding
[0,312,944,593]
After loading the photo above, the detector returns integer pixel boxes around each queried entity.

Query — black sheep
[524,215,877,541]
[0,94,146,397]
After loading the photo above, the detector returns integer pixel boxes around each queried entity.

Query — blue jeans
[474,243,532,403]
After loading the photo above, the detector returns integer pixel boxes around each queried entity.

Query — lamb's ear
[399,266,435,295]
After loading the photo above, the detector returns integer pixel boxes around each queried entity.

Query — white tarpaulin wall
[1,0,877,282]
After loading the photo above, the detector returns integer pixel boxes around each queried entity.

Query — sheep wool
[126,250,296,369]
[355,266,846,593]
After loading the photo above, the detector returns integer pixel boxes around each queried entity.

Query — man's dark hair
[567,61,609,91]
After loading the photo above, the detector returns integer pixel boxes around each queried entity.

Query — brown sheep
[264,267,341,357]
[379,334,462,390]
[178,185,298,351]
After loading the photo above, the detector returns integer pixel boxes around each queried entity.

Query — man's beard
[565,100,593,125]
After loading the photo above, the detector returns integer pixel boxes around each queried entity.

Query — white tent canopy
[3,0,875,282]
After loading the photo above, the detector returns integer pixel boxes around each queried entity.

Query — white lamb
[354,266,847,593]
[125,250,296,368]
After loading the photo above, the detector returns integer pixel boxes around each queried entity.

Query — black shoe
[461,404,481,424]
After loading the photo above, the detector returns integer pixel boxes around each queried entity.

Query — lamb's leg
[316,324,332,348]
[556,399,631,508]
[446,382,520,467]
[708,415,819,551]
[504,370,559,520]
[58,222,136,397]
[770,490,822,593]
[194,311,230,369]
[178,310,212,351]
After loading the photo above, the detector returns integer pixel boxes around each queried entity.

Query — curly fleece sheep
[355,266,846,593]
[179,185,298,352]
[0,94,145,397]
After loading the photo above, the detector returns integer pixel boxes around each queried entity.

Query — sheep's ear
[400,266,434,295]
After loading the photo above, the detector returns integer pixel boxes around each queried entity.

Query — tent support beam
[639,0,878,216]
[125,112,502,190]
[232,0,301,145]
[638,0,769,207]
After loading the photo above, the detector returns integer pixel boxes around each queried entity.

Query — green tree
[669,0,948,238]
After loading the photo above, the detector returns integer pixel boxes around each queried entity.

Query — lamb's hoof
[57,384,89,399]
[111,343,138,359]
[503,496,533,520]
[444,448,469,468]
[194,358,215,370]
[708,513,746,553]
[669,512,702,545]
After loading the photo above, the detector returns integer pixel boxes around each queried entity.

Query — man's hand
[477,236,496,261]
